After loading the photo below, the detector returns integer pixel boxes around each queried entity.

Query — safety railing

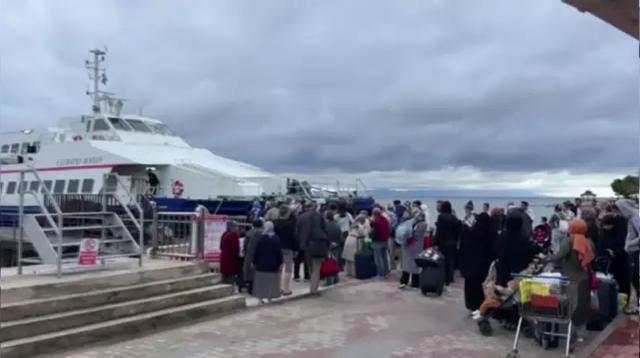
[17,167,64,276]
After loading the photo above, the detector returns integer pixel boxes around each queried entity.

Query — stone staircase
[0,263,246,358]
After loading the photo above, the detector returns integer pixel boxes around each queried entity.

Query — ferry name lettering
[56,157,103,166]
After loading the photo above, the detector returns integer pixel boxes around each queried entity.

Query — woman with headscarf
[399,212,426,288]
[459,201,494,312]
[342,214,371,277]
[252,221,283,303]
[550,219,595,333]
[495,215,537,287]
[434,201,460,286]
[220,221,241,288]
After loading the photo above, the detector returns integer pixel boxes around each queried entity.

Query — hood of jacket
[616,199,638,220]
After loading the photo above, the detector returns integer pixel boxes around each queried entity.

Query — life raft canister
[172,180,185,197]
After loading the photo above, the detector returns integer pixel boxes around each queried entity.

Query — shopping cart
[506,273,574,358]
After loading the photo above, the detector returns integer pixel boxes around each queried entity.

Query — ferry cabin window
[42,180,53,193]
[6,182,16,194]
[108,117,133,131]
[81,179,94,193]
[20,142,30,154]
[125,119,152,133]
[93,119,110,131]
[86,120,92,132]
[29,181,40,193]
[10,143,19,153]
[53,180,65,194]
[67,179,80,193]
[18,181,27,194]
[149,123,175,136]
[1,145,8,153]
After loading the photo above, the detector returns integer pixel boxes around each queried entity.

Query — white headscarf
[263,221,275,236]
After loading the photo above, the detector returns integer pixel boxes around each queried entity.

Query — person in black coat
[459,203,494,312]
[495,215,537,287]
[434,201,461,286]
[600,214,631,297]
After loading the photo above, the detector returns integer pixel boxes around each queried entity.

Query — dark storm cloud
[0,0,636,175]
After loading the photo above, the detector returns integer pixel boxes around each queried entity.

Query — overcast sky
[0,1,637,196]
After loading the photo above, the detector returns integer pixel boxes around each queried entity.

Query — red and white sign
[202,214,227,263]
[77,239,99,265]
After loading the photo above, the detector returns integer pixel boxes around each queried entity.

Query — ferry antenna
[85,48,108,114]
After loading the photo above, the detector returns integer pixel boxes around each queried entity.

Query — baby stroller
[477,255,548,336]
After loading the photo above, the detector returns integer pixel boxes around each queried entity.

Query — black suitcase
[355,250,376,279]
[420,264,445,296]
[596,275,618,323]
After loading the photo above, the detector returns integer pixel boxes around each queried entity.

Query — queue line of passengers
[217,197,640,330]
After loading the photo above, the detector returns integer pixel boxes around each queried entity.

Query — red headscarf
[568,219,594,270]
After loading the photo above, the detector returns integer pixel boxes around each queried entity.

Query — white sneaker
[398,284,407,289]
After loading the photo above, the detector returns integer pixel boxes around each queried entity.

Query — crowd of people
[216,196,640,335]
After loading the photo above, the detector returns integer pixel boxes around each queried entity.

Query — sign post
[77,239,99,265]
[202,215,227,263]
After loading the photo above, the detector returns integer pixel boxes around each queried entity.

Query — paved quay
[45,272,612,358]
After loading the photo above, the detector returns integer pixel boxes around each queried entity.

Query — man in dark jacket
[274,205,297,295]
[371,208,391,278]
[434,201,460,286]
[296,202,328,295]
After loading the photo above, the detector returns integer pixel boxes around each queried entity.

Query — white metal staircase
[16,169,144,276]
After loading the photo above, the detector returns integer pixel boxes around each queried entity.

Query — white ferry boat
[0,49,285,219]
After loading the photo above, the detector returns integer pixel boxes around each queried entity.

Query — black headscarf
[495,215,535,286]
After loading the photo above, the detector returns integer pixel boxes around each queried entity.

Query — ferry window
[0,183,3,193]
[1,145,8,153]
[29,181,40,192]
[18,181,27,194]
[53,180,66,194]
[86,120,92,132]
[67,179,80,193]
[42,180,53,193]
[6,182,16,194]
[20,142,30,154]
[108,117,133,131]
[81,179,94,193]
[10,144,19,153]
[149,123,175,136]
[32,142,40,153]
[93,119,110,131]
[125,119,152,133]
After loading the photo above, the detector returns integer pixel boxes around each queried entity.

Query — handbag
[320,256,340,278]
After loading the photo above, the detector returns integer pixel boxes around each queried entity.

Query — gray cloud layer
[1,0,637,176]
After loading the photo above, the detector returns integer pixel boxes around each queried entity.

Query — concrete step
[0,295,246,358]
[1,262,210,303]
[1,273,220,321]
[1,284,233,342]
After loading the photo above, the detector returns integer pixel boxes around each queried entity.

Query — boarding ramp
[16,169,143,277]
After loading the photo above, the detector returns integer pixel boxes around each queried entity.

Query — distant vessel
[0,49,285,216]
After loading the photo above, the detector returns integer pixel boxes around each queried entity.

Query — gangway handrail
[18,166,65,276]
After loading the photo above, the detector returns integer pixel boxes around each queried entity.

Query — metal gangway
[14,169,144,277]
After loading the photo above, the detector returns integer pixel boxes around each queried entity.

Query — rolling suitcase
[596,273,618,323]
[419,264,445,296]
[355,240,376,280]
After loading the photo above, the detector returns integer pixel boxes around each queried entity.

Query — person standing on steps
[146,168,159,195]
[296,202,329,296]
[220,221,241,290]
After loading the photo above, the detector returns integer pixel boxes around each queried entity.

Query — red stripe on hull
[0,163,118,174]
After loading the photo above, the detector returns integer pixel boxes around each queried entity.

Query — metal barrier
[151,211,196,260]
[150,210,251,261]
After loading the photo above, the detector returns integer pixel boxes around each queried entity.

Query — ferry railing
[17,167,64,277]
[103,173,144,267]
